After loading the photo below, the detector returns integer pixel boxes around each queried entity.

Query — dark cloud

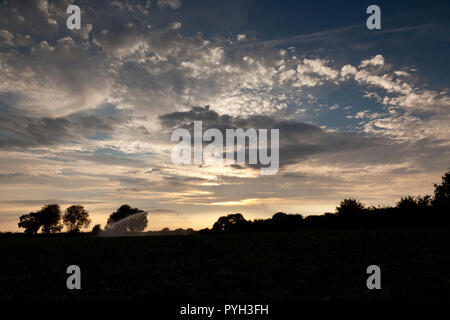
[82,153,150,168]
[0,199,104,205]
[0,105,131,150]
[163,176,206,182]
[0,112,74,149]
[160,105,232,129]
[162,174,208,186]
[0,172,27,181]
[159,105,393,168]
[52,148,151,168]
[146,208,179,215]
[0,0,59,37]
[93,22,140,57]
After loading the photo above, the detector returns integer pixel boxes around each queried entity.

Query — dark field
[1,229,449,301]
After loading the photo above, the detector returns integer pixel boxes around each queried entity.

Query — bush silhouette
[91,224,102,235]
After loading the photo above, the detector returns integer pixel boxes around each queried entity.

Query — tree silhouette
[433,169,450,210]
[63,205,91,233]
[395,195,432,225]
[212,213,248,232]
[271,212,303,230]
[39,204,63,234]
[18,204,62,234]
[205,170,450,233]
[336,199,365,218]
[397,195,432,211]
[18,211,41,234]
[106,204,148,233]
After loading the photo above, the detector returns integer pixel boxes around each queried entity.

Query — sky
[0,0,449,232]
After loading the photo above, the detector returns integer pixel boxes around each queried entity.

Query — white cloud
[340,64,357,79]
[329,104,339,110]
[383,90,450,111]
[237,34,247,41]
[394,70,410,77]
[359,54,384,68]
[0,37,113,117]
[295,58,338,87]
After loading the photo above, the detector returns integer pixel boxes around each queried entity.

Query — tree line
[202,169,450,233]
[16,169,450,234]
[17,204,148,235]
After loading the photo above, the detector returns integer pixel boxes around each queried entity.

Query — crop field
[1,228,449,301]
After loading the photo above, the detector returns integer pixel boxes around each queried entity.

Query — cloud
[0,37,112,117]
[329,104,339,110]
[359,54,385,68]
[0,104,131,150]
[339,54,450,113]
[93,23,141,58]
[0,113,75,150]
[0,29,14,47]
[0,199,104,205]
[157,0,182,10]
[157,105,450,207]
[0,0,60,36]
[383,90,450,111]
[146,208,179,215]
[394,70,410,77]
[295,58,339,87]
[237,34,247,41]
[159,106,394,168]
